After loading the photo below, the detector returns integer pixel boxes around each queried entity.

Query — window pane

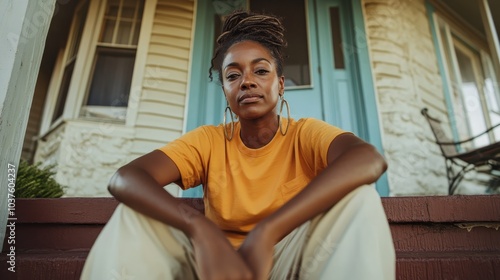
[250,0,311,87]
[482,55,500,141]
[117,21,132,45]
[122,6,136,19]
[329,7,345,69]
[69,2,89,60]
[53,61,75,122]
[132,22,141,45]
[438,22,469,144]
[100,19,115,43]
[107,0,120,17]
[137,0,144,19]
[455,47,488,147]
[99,0,144,45]
[87,48,136,107]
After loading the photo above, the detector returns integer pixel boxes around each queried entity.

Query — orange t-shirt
[158,118,348,248]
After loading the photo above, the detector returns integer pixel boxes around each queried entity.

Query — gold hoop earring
[223,105,235,141]
[278,95,290,136]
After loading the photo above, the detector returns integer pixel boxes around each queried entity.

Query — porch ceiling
[439,0,500,39]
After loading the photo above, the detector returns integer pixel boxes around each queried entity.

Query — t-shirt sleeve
[298,118,352,175]
[157,126,211,190]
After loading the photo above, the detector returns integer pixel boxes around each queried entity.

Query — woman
[81,11,395,280]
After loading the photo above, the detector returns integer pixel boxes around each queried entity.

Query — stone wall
[363,0,450,195]
[35,121,135,196]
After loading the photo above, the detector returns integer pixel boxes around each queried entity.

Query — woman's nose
[240,74,257,90]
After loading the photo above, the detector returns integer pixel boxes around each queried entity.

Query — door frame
[184,0,389,196]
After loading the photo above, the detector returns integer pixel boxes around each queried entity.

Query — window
[81,0,144,120]
[250,0,311,87]
[437,17,500,148]
[52,1,89,123]
[46,0,145,127]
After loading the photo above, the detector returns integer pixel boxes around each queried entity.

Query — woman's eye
[256,69,269,75]
[226,73,239,80]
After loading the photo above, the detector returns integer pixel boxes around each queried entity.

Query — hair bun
[221,11,249,34]
[217,11,286,48]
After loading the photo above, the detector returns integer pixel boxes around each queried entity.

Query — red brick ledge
[382,195,500,223]
[1,195,500,280]
[12,195,500,224]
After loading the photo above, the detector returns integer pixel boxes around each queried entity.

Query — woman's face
[222,40,284,121]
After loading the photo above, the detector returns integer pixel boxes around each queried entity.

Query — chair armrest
[438,123,500,145]
[474,122,500,138]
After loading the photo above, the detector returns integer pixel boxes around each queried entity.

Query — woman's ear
[279,76,285,95]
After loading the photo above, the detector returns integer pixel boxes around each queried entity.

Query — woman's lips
[239,96,262,104]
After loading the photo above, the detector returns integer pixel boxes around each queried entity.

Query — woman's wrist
[187,216,228,245]
[253,218,281,244]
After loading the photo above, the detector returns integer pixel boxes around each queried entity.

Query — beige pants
[80,185,395,280]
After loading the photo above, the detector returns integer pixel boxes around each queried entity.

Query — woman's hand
[238,224,275,280]
[190,218,253,280]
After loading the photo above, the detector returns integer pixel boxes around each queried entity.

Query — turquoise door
[183,0,388,197]
[316,0,365,135]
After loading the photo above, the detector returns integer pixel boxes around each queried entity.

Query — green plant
[15,160,66,198]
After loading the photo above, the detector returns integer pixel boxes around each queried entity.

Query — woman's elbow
[356,144,387,183]
[370,147,388,182]
[107,166,130,198]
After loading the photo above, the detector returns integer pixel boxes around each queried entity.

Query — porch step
[397,251,500,279]
[0,196,499,279]
[1,250,499,280]
[0,250,87,280]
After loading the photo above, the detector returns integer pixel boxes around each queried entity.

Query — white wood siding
[131,0,194,156]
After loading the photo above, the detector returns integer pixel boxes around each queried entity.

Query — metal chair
[421,108,500,194]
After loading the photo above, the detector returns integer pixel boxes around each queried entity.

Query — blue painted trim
[425,2,461,145]
[185,1,209,133]
[182,0,214,198]
[351,0,389,196]
[182,187,203,198]
[315,0,338,125]
[340,0,366,137]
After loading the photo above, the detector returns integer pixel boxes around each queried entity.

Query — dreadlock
[209,10,287,84]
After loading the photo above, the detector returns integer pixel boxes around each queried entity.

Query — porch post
[478,0,500,87]
[0,0,56,251]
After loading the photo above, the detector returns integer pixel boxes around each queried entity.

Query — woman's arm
[258,133,387,241]
[108,150,205,234]
[108,150,253,280]
[238,133,387,279]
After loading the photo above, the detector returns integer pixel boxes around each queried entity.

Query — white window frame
[433,11,500,147]
[40,0,90,134]
[40,0,156,136]
[81,0,144,121]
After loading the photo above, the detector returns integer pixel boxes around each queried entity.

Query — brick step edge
[397,252,500,279]
[1,250,499,280]
[397,250,500,258]
[0,250,88,280]
[2,248,499,257]
[2,250,499,265]
[1,249,499,263]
